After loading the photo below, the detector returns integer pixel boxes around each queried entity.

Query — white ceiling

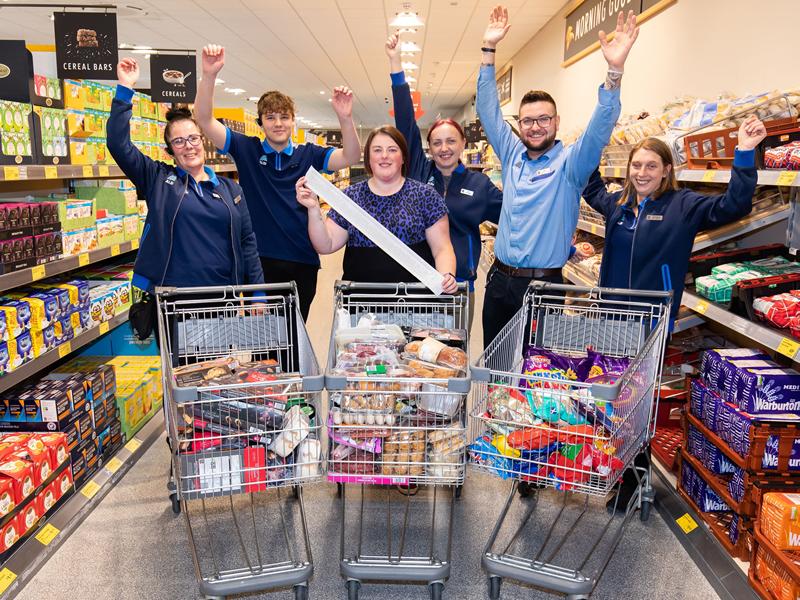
[0,0,564,129]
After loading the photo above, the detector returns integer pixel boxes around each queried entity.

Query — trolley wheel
[293,584,308,600]
[640,499,652,522]
[293,484,300,500]
[170,492,181,515]
[489,576,502,600]
[517,482,534,498]
[429,581,444,600]
[346,579,360,600]
[454,485,463,500]
[337,483,344,498]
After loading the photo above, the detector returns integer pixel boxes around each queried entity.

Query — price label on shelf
[701,170,717,183]
[82,165,93,178]
[58,341,72,358]
[80,480,101,499]
[676,513,698,534]
[105,457,123,474]
[98,165,110,177]
[110,245,120,257]
[130,239,139,250]
[125,438,142,453]
[2,166,20,181]
[44,166,59,179]
[35,523,60,546]
[99,322,109,335]
[31,264,46,281]
[776,171,798,186]
[78,253,90,266]
[0,568,16,594]
[694,301,708,315]
[777,337,800,359]
[590,224,599,235]
[613,167,622,178]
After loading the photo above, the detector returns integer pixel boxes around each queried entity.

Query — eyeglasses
[169,134,202,148]
[518,115,554,129]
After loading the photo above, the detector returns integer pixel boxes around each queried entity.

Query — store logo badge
[259,155,269,166]
[0,63,10,79]
[165,173,177,186]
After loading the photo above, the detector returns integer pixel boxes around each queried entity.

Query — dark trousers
[482,266,564,349]
[260,257,319,322]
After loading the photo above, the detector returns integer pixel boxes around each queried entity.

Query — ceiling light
[214,78,225,86]
[133,45,152,50]
[224,88,246,95]
[319,90,326,95]
[400,41,421,53]
[247,96,259,102]
[395,27,417,34]
[390,11,424,28]
[144,54,150,59]
[401,61,418,71]
[328,98,332,102]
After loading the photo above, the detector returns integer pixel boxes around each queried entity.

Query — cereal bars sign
[53,11,118,80]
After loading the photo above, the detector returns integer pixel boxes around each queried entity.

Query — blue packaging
[761,434,800,471]
[690,379,707,419]
[701,349,769,395]
[687,424,705,461]
[701,387,722,432]
[718,358,777,403]
[736,368,800,415]
[729,513,741,545]
[728,467,745,503]
[704,440,736,475]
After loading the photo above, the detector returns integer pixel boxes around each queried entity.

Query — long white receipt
[304,167,444,295]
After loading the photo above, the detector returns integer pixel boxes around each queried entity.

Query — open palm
[483,5,510,46]
[331,86,353,119]
[599,10,639,71]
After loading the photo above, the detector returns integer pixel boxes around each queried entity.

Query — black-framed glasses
[518,115,554,129]
[170,134,202,148]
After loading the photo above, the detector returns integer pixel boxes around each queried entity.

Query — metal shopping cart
[155,283,324,600]
[326,281,471,600]
[468,282,671,600]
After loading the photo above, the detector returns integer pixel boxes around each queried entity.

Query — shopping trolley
[469,282,671,599]
[155,283,324,600]
[326,281,471,600]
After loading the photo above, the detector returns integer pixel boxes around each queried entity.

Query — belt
[492,259,561,279]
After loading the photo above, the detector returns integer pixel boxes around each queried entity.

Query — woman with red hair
[387,34,503,326]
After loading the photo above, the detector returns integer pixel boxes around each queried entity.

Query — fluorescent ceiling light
[215,78,225,86]
[224,88,246,95]
[390,11,424,27]
[400,41,421,52]
[319,90,326,95]
[401,61,418,71]
[395,27,417,34]
[247,96,259,102]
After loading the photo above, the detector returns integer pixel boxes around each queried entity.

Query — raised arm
[194,45,228,150]
[106,58,159,196]
[581,169,622,219]
[386,34,427,179]
[476,5,517,167]
[295,177,349,254]
[325,87,361,171]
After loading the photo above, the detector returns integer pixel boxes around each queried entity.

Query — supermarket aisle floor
[16,253,721,600]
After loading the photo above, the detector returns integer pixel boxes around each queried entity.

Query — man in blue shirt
[477,6,639,348]
[194,45,361,320]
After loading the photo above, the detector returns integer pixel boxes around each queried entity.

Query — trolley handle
[528,280,673,301]
[155,282,299,297]
[335,280,468,294]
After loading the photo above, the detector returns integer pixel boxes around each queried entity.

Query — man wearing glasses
[477,6,640,347]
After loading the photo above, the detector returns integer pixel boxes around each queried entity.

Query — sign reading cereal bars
[53,11,118,80]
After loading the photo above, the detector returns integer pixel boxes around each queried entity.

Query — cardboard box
[56,467,73,498]
[0,516,20,553]
[39,433,68,468]
[18,499,39,534]
[0,476,15,518]
[0,457,34,502]
[761,492,800,550]
[40,482,58,513]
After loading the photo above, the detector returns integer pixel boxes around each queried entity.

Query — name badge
[460,188,474,196]
[233,194,241,205]
[530,167,554,183]
[646,214,663,221]
[212,192,222,200]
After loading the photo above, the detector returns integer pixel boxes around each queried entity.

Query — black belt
[493,259,561,279]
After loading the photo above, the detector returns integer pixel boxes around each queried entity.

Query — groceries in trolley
[171,356,321,498]
[469,345,637,491]
[327,317,468,485]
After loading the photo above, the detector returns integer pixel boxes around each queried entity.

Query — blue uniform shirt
[476,64,621,269]
[220,129,334,266]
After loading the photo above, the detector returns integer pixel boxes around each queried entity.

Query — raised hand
[482,5,510,49]
[117,58,139,88]
[331,86,353,119]
[295,177,320,210]
[737,115,767,151]
[201,44,225,77]
[599,10,639,71]
[385,34,402,72]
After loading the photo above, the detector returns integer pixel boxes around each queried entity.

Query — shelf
[599,165,800,187]
[0,310,130,394]
[465,163,490,169]
[672,311,707,333]
[0,240,139,294]
[0,411,163,600]
[562,263,597,286]
[681,290,800,361]
[599,165,627,178]
[0,163,238,182]
[576,219,605,237]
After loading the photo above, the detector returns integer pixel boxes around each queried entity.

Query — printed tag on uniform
[233,195,241,205]
[259,155,269,166]
[530,167,554,183]
[646,214,663,221]
[460,188,474,196]
[165,174,177,186]
[211,192,221,200]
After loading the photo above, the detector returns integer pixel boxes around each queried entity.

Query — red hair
[426,118,465,144]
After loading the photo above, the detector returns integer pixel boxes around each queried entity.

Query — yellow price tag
[110,244,120,257]
[613,167,622,178]
[777,337,800,360]
[31,264,46,281]
[125,438,142,453]
[590,224,599,235]
[99,322,109,335]
[2,166,20,181]
[776,171,798,187]
[676,513,698,534]
[0,568,17,594]
[78,253,90,266]
[130,239,139,250]
[105,457,123,474]
[35,523,60,546]
[98,165,110,177]
[694,301,708,315]
[80,480,101,499]
[58,341,72,358]
[701,170,716,183]
[82,165,93,177]
[44,166,59,179]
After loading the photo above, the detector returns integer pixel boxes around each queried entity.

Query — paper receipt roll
[304,167,444,295]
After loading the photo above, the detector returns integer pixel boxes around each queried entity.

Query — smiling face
[166,120,205,173]
[260,112,295,148]
[368,133,404,182]
[518,100,559,154]
[429,123,466,173]
[628,148,670,200]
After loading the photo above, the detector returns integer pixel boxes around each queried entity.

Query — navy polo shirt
[220,129,334,266]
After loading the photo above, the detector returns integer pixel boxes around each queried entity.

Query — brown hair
[164,106,200,146]
[520,90,557,114]
[619,137,680,205]
[257,91,295,119]
[363,126,409,177]
[426,119,465,144]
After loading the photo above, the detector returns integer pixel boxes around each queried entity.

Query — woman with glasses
[107,58,264,302]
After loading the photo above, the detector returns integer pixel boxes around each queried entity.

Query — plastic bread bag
[335,324,405,352]
[409,327,467,347]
